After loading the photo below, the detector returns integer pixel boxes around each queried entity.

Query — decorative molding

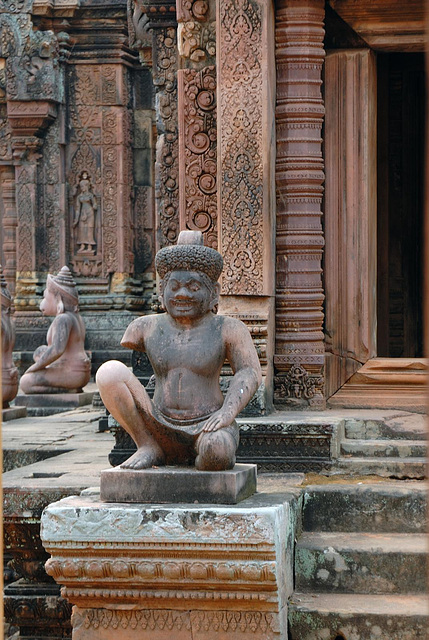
[178,66,217,248]
[274,0,326,409]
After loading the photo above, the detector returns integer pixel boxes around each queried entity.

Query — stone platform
[100,464,257,504]
[41,490,299,640]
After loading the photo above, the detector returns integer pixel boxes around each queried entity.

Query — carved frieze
[217,0,265,296]
[178,66,217,248]
[274,0,326,408]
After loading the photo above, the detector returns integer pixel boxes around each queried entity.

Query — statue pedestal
[15,392,93,416]
[100,464,257,505]
[41,491,297,640]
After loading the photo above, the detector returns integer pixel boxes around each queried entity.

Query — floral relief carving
[218,0,264,295]
[179,66,217,248]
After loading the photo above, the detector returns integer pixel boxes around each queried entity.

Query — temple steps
[289,481,428,640]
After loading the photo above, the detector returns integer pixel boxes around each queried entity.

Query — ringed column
[274,0,325,410]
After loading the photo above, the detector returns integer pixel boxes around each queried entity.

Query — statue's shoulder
[218,314,249,336]
[121,313,162,351]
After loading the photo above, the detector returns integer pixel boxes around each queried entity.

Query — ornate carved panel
[217,0,266,296]
[178,66,217,248]
[274,0,326,409]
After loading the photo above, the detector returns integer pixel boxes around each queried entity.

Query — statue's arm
[120,317,150,352]
[203,319,262,432]
[73,198,81,227]
[25,315,71,372]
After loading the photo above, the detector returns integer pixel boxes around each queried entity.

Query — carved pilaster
[0,165,17,297]
[274,0,326,409]
[217,0,276,411]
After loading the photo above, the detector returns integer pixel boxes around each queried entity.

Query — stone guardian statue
[96,230,262,471]
[1,266,19,407]
[20,266,91,394]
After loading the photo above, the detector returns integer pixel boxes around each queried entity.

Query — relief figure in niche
[20,266,91,394]
[96,230,262,471]
[73,171,97,254]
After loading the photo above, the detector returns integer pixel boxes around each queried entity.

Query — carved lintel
[134,1,177,30]
[7,101,57,138]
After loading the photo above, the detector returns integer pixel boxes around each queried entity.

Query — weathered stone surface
[41,492,297,639]
[295,531,427,594]
[301,483,427,533]
[15,392,93,409]
[100,464,257,504]
[2,406,27,421]
[289,593,429,640]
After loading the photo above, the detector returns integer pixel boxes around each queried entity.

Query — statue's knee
[96,360,129,389]
[195,430,236,471]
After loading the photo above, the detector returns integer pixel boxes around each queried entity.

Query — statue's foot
[120,447,165,470]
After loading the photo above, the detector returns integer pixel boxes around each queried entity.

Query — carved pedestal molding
[274,0,326,409]
[41,493,295,639]
[217,0,276,409]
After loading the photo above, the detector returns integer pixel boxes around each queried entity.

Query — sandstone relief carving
[73,171,98,255]
[96,230,262,471]
[20,266,91,394]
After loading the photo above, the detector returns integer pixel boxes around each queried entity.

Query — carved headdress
[46,266,79,310]
[155,230,223,283]
[0,265,12,308]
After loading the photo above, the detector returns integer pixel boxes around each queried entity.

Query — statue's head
[155,231,223,319]
[0,265,12,313]
[41,266,79,316]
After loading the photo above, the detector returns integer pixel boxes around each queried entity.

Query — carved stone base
[16,392,93,409]
[42,493,297,640]
[4,580,72,640]
[100,465,257,505]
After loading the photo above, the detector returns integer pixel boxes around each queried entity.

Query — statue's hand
[202,409,232,433]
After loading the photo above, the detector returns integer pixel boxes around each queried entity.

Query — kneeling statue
[20,266,91,394]
[97,231,262,471]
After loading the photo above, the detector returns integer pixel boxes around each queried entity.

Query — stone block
[2,406,27,421]
[41,492,298,640]
[100,464,257,504]
[15,392,93,408]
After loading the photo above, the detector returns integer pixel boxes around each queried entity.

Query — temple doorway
[323,7,427,410]
[376,52,425,359]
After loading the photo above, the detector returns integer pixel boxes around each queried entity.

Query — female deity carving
[1,266,19,407]
[20,266,91,394]
[73,172,97,254]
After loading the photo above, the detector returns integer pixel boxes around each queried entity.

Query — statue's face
[163,270,214,320]
[40,288,57,316]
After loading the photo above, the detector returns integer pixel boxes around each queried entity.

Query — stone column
[217,0,276,413]
[274,0,325,410]
[0,165,17,297]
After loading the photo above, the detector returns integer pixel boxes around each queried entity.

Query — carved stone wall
[274,0,326,409]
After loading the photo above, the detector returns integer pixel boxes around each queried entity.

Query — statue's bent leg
[194,425,238,471]
[96,360,165,470]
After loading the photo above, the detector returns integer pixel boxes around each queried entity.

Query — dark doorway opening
[377,52,425,357]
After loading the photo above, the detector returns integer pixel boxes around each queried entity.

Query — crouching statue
[97,230,262,472]
[20,266,91,394]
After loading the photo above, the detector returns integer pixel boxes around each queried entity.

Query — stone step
[340,439,427,458]
[295,532,427,594]
[336,457,426,479]
[344,414,427,441]
[302,483,427,533]
[288,592,429,640]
